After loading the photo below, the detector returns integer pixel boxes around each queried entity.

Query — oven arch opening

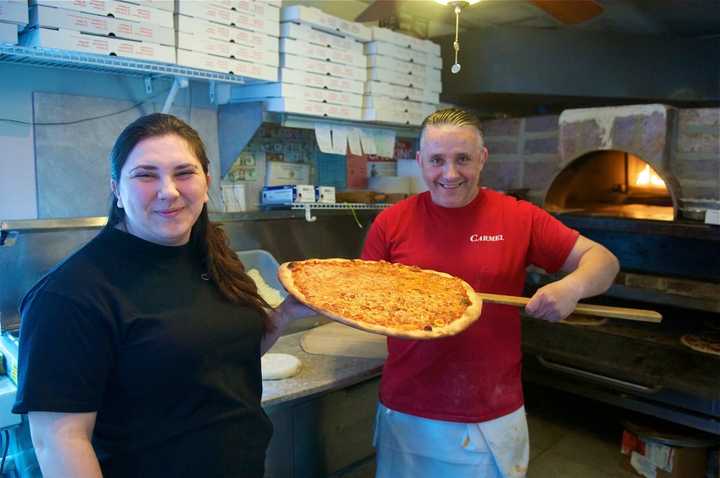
[544,150,675,221]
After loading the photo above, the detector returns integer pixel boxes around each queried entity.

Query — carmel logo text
[470,234,504,242]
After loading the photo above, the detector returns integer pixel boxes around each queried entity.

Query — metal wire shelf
[0,45,255,85]
[290,202,390,223]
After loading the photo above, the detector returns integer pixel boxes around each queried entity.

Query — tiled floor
[524,385,638,478]
[339,383,717,478]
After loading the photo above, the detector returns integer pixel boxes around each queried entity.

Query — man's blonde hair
[419,107,484,147]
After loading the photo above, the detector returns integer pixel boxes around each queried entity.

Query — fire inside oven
[544,150,674,221]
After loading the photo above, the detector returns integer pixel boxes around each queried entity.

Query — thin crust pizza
[278,258,482,340]
[680,332,720,357]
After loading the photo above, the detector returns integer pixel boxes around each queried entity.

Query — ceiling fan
[356,0,604,73]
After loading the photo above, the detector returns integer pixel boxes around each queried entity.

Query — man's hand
[524,280,581,322]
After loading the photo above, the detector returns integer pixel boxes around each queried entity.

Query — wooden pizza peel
[300,323,388,359]
[476,292,662,323]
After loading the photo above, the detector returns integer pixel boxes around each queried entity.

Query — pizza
[278,258,482,340]
[680,332,720,357]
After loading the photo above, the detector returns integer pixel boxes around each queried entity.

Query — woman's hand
[261,296,318,355]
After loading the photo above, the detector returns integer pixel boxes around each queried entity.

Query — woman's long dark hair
[108,113,274,332]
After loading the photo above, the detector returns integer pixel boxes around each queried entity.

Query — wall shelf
[0,45,261,85]
[290,203,390,223]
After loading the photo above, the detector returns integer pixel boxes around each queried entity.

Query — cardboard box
[231,82,363,108]
[367,54,441,81]
[22,27,175,63]
[280,21,363,53]
[362,107,423,126]
[280,68,364,95]
[265,97,363,121]
[0,1,28,25]
[280,5,370,42]
[123,0,173,12]
[621,429,709,478]
[264,161,311,186]
[370,26,440,55]
[365,40,429,66]
[262,184,315,205]
[175,2,279,37]
[367,66,441,92]
[280,37,366,68]
[176,49,277,81]
[315,186,336,203]
[30,5,175,46]
[177,31,278,66]
[31,0,173,27]
[176,15,278,51]
[208,0,279,22]
[282,53,366,82]
[0,21,18,44]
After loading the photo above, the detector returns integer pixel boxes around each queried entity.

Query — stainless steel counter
[262,330,384,408]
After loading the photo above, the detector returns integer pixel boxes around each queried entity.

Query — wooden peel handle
[475,292,662,323]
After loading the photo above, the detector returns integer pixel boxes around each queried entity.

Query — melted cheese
[291,260,471,331]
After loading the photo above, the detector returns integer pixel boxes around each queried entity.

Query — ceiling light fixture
[433,0,482,74]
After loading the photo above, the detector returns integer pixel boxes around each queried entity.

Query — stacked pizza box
[230,4,369,121]
[22,0,175,63]
[363,27,442,125]
[175,0,279,82]
[0,0,28,45]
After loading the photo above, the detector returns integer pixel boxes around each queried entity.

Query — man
[361,108,619,478]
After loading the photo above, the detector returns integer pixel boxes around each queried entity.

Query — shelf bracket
[161,76,189,114]
[303,205,317,223]
[144,77,152,95]
[209,81,216,104]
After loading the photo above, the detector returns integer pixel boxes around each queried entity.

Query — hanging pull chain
[452,5,462,74]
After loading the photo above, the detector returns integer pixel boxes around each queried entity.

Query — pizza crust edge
[278,259,483,340]
[680,334,720,357]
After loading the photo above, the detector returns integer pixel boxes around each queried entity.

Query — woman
[12,113,310,477]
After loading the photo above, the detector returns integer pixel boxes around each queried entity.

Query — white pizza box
[206,0,279,22]
[0,1,28,25]
[176,48,277,81]
[280,21,363,54]
[21,26,175,62]
[280,5,370,42]
[363,95,434,119]
[365,40,430,66]
[362,107,424,126]
[265,97,363,121]
[367,54,441,81]
[122,0,173,12]
[0,21,18,44]
[364,80,439,104]
[282,52,365,83]
[362,94,409,114]
[231,82,363,108]
[262,0,281,8]
[30,0,173,27]
[280,37,365,68]
[176,15,278,51]
[368,67,442,93]
[279,67,364,95]
[365,41,442,69]
[370,26,440,55]
[175,3,279,37]
[177,31,278,66]
[30,5,174,46]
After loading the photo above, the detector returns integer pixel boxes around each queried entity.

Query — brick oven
[479,105,720,435]
[481,104,719,222]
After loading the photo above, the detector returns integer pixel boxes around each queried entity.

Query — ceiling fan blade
[355,0,402,22]
[529,0,604,25]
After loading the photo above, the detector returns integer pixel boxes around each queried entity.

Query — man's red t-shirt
[361,189,579,423]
